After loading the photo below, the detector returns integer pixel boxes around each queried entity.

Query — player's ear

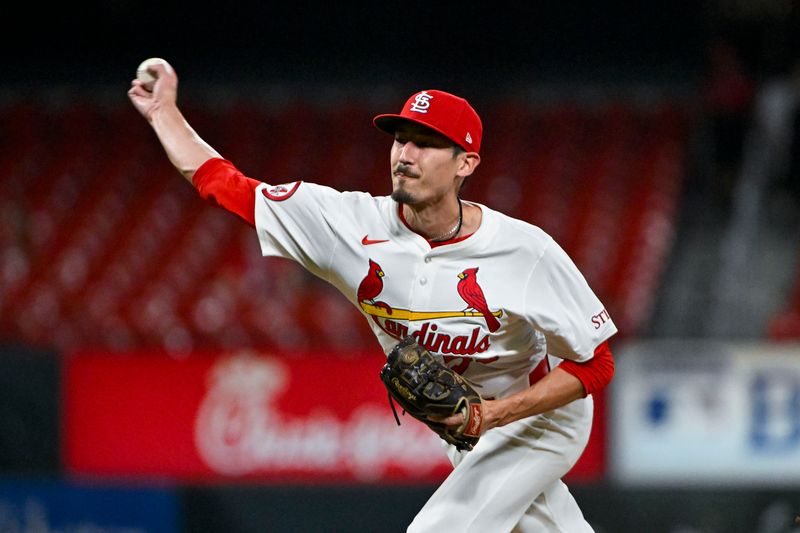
[457,152,480,179]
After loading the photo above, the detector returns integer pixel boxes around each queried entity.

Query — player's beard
[391,188,416,205]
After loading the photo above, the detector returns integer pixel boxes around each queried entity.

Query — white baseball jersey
[253,180,617,400]
[252,178,616,532]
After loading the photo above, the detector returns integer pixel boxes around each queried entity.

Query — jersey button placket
[411,253,439,312]
[417,254,438,305]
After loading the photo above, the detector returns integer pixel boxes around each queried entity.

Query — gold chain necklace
[429,200,463,242]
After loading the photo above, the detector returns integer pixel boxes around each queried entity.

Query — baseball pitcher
[129,59,617,533]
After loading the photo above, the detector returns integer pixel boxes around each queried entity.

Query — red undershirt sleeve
[558,341,615,397]
[191,158,261,228]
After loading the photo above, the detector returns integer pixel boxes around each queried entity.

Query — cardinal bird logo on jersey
[357,259,393,314]
[355,260,503,355]
[457,267,501,332]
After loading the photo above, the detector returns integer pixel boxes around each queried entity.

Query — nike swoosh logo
[362,235,390,246]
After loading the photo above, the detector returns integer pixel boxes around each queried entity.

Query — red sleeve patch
[262,181,302,201]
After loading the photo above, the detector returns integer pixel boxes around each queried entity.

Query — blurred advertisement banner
[64,350,450,482]
[612,341,800,486]
[64,349,607,482]
[0,480,177,533]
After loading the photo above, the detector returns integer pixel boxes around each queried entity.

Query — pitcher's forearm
[149,102,222,182]
[487,368,585,428]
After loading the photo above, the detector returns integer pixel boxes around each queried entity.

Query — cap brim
[372,114,468,151]
[372,114,414,135]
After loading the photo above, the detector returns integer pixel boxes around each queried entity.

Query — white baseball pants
[408,396,594,533]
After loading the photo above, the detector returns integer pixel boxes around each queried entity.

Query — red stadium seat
[0,93,691,350]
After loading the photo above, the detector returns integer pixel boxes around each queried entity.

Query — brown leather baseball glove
[380,336,484,451]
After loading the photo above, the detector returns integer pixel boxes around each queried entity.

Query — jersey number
[442,355,499,375]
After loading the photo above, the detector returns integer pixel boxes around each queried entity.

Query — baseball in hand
[136,57,168,92]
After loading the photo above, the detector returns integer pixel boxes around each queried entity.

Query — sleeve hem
[191,157,230,189]
[558,340,615,396]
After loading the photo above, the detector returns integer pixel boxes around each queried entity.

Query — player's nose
[397,140,421,162]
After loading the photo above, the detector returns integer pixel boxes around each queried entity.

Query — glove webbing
[385,363,441,426]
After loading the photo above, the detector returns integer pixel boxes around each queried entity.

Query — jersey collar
[392,200,496,251]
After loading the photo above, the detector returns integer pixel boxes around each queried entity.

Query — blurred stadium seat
[0,92,691,352]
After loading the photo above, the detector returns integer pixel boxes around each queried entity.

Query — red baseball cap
[373,90,483,153]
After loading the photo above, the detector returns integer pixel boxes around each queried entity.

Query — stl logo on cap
[409,91,433,114]
[372,89,483,153]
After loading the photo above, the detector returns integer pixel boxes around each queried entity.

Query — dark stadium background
[11,3,709,85]
[2,2,800,532]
